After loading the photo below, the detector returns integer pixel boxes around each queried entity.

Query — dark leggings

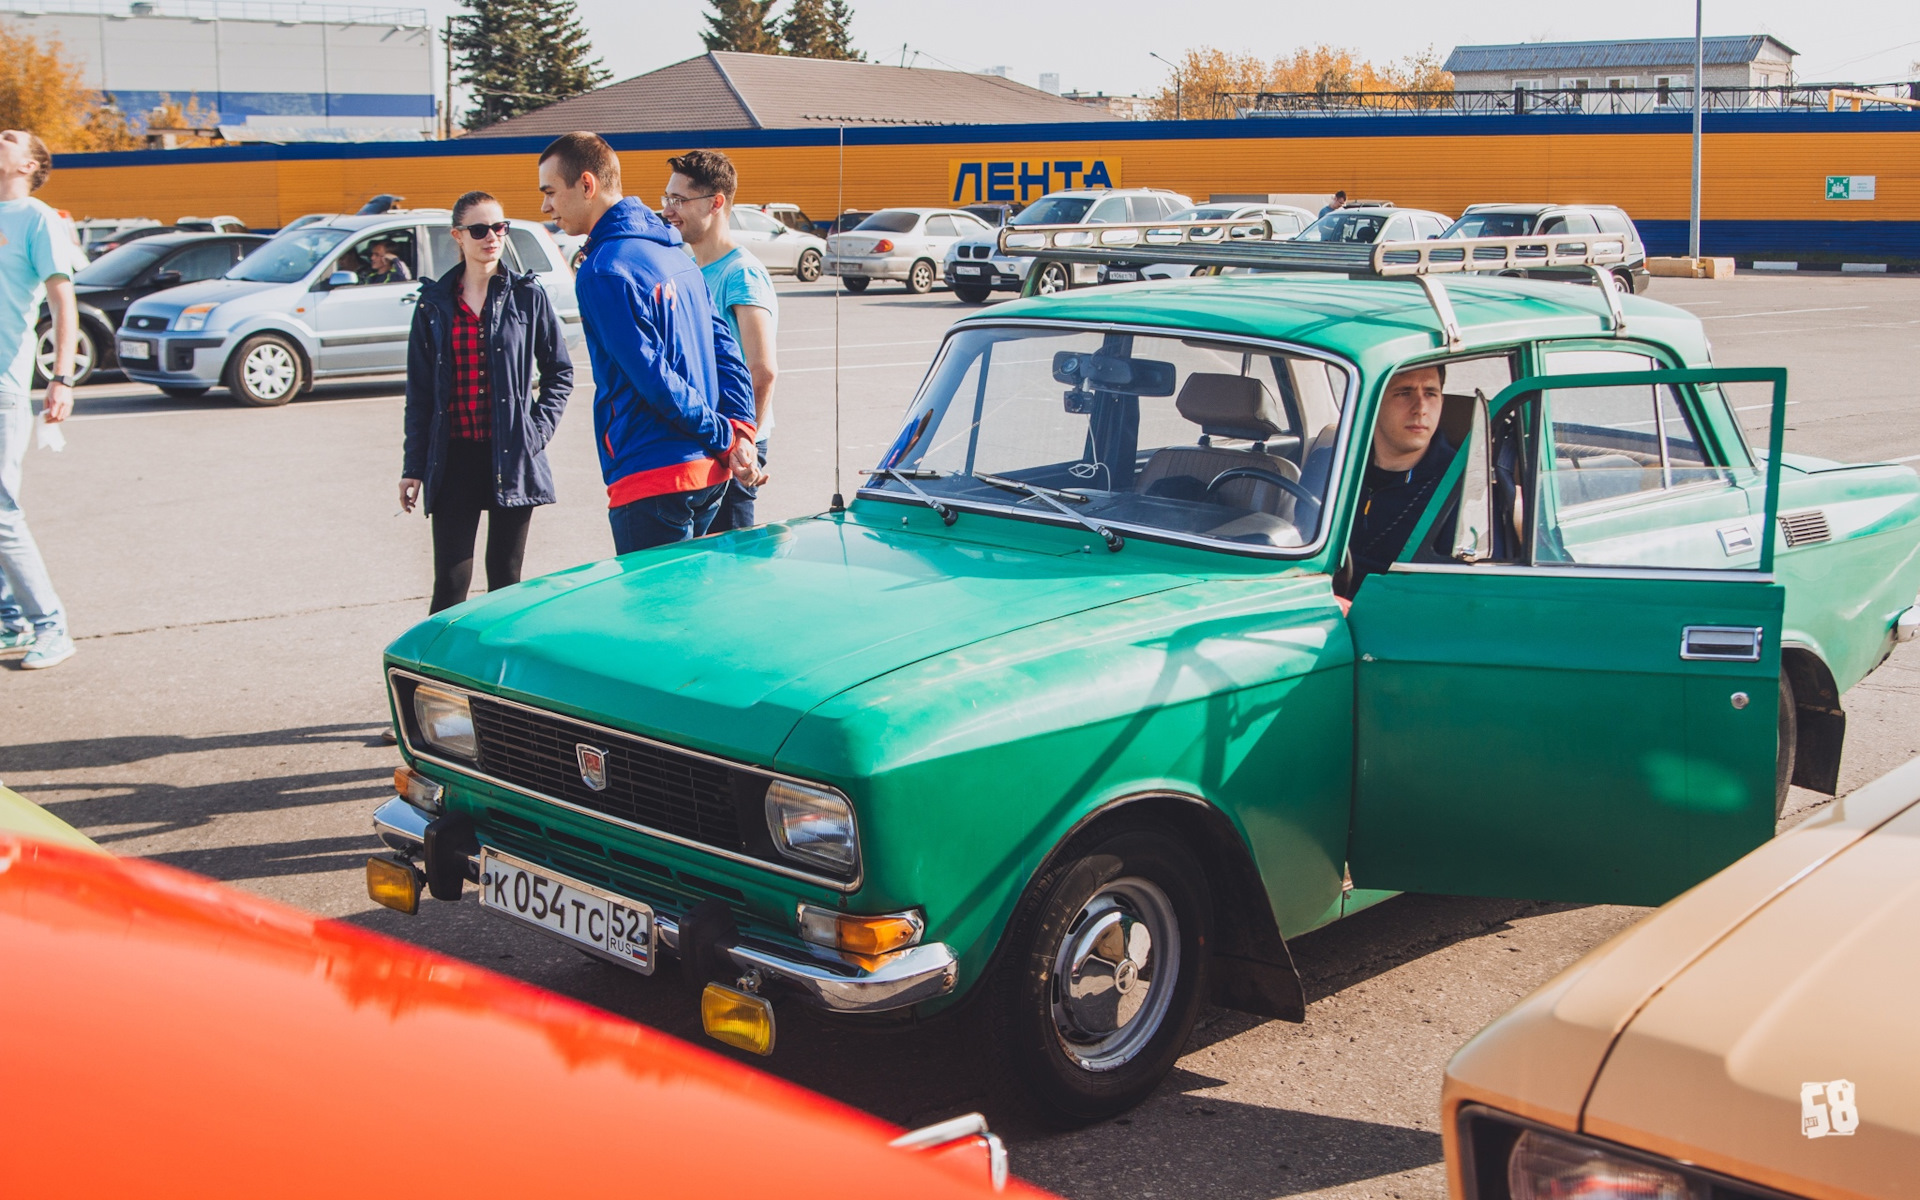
[430,438,534,614]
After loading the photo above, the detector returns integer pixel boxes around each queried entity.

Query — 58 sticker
[1801,1079,1859,1138]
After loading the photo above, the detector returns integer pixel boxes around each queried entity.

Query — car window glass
[1298,212,1387,243]
[734,207,784,234]
[1538,215,1569,234]
[1558,211,1600,234]
[330,228,421,287]
[1593,210,1631,235]
[1088,198,1127,223]
[1010,197,1094,226]
[853,210,920,233]
[954,214,990,235]
[165,241,235,283]
[925,215,958,237]
[1382,217,1412,240]
[419,226,463,280]
[506,227,551,273]
[75,241,170,286]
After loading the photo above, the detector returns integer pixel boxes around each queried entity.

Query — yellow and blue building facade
[41,110,1919,262]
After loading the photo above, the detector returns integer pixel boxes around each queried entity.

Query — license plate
[838,263,865,274]
[1106,270,1140,282]
[118,339,151,360]
[478,848,656,972]
[952,264,982,276]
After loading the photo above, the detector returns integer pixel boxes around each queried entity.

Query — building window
[1560,77,1591,91]
[1654,75,1689,104]
[1512,78,1544,92]
[1605,76,1637,90]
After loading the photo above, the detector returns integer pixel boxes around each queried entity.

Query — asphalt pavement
[7,272,1919,1199]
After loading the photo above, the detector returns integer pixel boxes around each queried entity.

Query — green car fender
[773,571,1355,1015]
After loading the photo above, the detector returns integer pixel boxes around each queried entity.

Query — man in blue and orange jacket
[537,130,762,554]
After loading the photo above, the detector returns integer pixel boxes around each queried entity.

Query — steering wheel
[1205,465,1319,513]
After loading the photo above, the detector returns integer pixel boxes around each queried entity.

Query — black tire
[159,385,210,399]
[906,259,936,294]
[1034,262,1071,295]
[796,249,823,283]
[983,823,1211,1128]
[1776,669,1797,820]
[953,284,992,304]
[1613,268,1637,295]
[224,333,304,406]
[34,319,99,387]
[840,276,870,294]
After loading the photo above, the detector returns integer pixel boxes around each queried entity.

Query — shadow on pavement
[4,723,382,772]
[71,377,403,420]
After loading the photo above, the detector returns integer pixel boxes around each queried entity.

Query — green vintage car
[372,236,1920,1125]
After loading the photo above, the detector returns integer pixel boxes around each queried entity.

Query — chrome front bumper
[1896,599,1920,644]
[372,797,958,1014]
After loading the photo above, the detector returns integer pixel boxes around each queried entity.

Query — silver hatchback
[117,210,579,405]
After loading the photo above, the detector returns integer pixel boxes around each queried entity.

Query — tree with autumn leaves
[1151,45,1452,120]
[0,21,148,151]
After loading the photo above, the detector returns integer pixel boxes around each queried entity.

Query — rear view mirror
[151,269,182,286]
[1052,351,1176,397]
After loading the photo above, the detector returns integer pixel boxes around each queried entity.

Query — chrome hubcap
[244,344,295,399]
[1038,268,1065,294]
[1050,877,1178,1071]
[38,327,92,381]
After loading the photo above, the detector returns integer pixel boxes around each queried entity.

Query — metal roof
[466,52,1119,138]
[1445,35,1796,75]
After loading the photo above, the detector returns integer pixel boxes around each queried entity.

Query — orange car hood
[1584,792,1920,1197]
[0,836,1048,1199]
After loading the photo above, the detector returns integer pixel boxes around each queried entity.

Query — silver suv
[117,211,579,405]
[943,188,1193,303]
[1442,203,1650,293]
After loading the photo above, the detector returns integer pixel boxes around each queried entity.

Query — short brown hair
[25,134,49,192]
[666,149,737,199]
[539,131,620,193]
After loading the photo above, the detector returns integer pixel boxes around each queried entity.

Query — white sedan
[824,208,994,294]
[729,205,827,282]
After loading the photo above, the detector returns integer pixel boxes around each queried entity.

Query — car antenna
[829,124,847,513]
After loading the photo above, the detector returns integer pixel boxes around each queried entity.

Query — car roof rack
[995,218,1633,352]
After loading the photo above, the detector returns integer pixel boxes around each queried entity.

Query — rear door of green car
[1347,363,1787,907]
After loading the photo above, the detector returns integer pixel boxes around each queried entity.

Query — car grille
[962,245,991,259]
[467,697,748,851]
[126,315,167,331]
[1779,509,1832,548]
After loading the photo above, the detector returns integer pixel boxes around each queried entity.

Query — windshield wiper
[975,473,1123,551]
[861,468,956,525]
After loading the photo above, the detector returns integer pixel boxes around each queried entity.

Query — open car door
[1347,367,1788,906]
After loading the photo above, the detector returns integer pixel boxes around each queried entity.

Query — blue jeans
[713,439,768,532]
[608,482,728,555]
[0,393,64,636]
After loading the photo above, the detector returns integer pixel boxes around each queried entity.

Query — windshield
[1296,212,1388,243]
[1169,206,1239,221]
[869,325,1352,552]
[1446,212,1535,238]
[1011,197,1094,226]
[229,226,352,283]
[73,242,170,287]
[854,210,921,233]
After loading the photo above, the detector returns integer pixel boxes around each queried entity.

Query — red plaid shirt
[447,294,491,441]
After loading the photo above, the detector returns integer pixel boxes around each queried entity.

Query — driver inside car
[1338,364,1453,602]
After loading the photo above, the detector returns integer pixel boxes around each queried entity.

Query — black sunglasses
[459,221,509,238]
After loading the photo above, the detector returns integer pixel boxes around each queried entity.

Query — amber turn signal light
[701,983,776,1056]
[392,766,444,812]
[796,904,924,957]
[365,855,422,914]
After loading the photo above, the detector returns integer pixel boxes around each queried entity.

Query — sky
[408,0,1920,108]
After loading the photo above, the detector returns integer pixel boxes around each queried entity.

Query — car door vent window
[1779,509,1832,547]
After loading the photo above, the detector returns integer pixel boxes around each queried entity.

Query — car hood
[389,508,1200,763]
[1581,766,1920,1195]
[124,278,281,317]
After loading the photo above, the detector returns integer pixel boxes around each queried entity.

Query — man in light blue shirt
[0,129,82,669]
[661,149,779,531]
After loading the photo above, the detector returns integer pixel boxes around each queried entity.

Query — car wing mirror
[328,271,358,287]
[1451,389,1496,562]
[151,269,182,286]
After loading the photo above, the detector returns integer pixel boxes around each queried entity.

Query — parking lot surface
[9,272,1920,1199]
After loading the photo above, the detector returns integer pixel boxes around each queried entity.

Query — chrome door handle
[1680,625,1763,662]
[400,295,417,304]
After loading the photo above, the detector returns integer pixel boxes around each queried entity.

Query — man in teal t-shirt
[660,149,779,531]
[0,129,83,670]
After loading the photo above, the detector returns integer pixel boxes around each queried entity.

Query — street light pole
[1690,0,1703,259]
[1149,51,1181,119]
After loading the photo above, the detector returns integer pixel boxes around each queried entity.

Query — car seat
[1135,374,1302,520]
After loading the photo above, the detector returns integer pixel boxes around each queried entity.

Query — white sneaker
[20,633,74,669]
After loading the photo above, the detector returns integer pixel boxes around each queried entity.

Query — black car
[36,232,267,385]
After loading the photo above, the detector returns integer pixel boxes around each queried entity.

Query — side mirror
[328,271,358,287]
[151,269,182,286]
[1451,390,1496,562]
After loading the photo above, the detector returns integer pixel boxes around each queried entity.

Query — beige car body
[1443,756,1920,1199]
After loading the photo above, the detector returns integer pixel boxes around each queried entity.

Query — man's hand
[727,438,767,487]
[42,381,72,424]
[399,477,423,513]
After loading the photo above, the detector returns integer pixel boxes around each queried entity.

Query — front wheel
[796,249,822,283]
[1034,262,1071,295]
[905,259,936,294]
[34,320,97,387]
[953,284,991,304]
[1776,669,1797,819]
[983,823,1210,1127]
[840,276,870,294]
[225,334,304,406]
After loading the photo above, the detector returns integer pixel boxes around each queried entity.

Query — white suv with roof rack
[943,188,1194,303]
[1442,203,1650,292]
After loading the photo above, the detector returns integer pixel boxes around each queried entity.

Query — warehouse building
[0,0,436,141]
[1446,35,1798,96]
[464,51,1119,138]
